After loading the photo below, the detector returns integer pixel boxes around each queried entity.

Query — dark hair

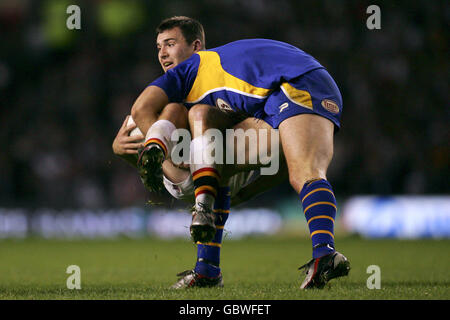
[156,16,205,49]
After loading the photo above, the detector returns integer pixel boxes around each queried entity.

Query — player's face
[156,27,196,72]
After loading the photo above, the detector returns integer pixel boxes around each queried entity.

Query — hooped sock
[190,135,221,211]
[144,119,176,159]
[299,179,337,259]
[194,186,230,278]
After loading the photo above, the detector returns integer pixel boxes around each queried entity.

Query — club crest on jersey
[321,99,340,114]
[215,98,233,112]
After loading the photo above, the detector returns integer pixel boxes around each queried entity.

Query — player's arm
[131,85,169,136]
[112,115,144,168]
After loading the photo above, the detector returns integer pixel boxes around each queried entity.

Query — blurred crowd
[0,0,448,209]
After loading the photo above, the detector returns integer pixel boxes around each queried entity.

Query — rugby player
[131,16,350,289]
[113,16,287,289]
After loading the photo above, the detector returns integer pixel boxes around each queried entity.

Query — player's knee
[164,102,186,114]
[188,104,213,124]
[131,100,157,125]
[161,103,188,128]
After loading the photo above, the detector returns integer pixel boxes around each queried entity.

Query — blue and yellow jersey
[150,39,325,118]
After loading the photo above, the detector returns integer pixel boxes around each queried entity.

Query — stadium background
[0,0,449,302]
[0,1,448,239]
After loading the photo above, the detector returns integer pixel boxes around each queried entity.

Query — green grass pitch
[0,236,448,300]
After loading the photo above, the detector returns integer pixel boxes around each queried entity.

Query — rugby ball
[127,115,144,140]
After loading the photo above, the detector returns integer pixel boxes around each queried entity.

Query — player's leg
[171,188,229,289]
[272,68,349,289]
[187,104,283,242]
[155,105,231,286]
[280,114,349,289]
[194,184,230,274]
[187,104,238,242]
[168,178,230,289]
[172,114,286,287]
[143,102,189,153]
[136,103,188,192]
[129,102,230,288]
[157,106,233,286]
[279,113,337,255]
[172,185,230,288]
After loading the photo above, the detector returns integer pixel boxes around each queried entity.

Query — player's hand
[112,115,144,156]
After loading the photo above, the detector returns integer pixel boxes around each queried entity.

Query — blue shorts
[262,68,343,130]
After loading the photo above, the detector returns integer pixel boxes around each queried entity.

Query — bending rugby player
[113,17,287,289]
[131,16,350,289]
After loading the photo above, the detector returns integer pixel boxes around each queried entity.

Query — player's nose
[159,47,169,59]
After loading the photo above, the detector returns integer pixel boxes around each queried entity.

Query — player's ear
[192,39,203,52]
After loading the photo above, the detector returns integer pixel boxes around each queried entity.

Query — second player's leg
[136,102,189,193]
[187,104,284,242]
[187,104,237,242]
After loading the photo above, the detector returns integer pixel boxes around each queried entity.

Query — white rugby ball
[126,115,144,140]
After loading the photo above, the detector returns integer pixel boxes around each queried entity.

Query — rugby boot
[299,251,350,289]
[137,144,165,193]
[190,204,216,243]
[170,269,223,289]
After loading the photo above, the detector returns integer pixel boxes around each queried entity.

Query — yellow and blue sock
[300,179,337,259]
[194,186,230,278]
